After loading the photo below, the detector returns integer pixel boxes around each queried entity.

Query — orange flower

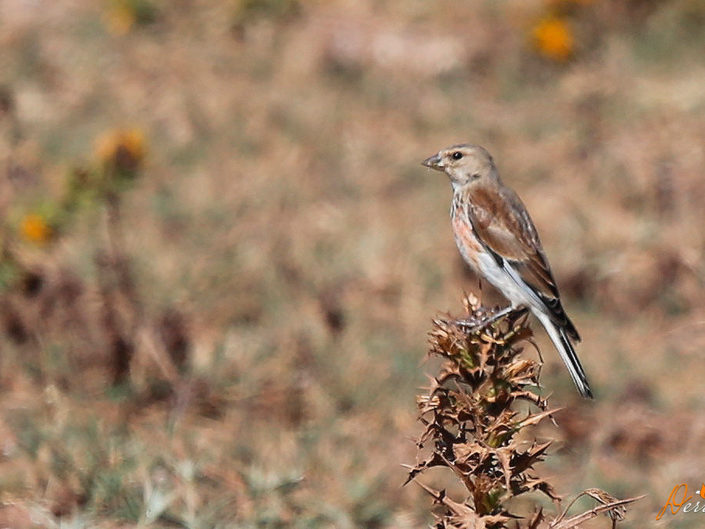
[20,214,52,245]
[532,16,574,61]
[95,128,146,173]
[103,3,136,36]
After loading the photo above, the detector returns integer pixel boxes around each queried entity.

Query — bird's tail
[535,311,593,399]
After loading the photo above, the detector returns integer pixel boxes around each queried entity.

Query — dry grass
[1,0,705,527]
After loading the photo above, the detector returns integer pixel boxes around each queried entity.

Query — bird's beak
[422,153,444,171]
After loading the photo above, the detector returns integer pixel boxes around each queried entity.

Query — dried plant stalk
[408,294,642,528]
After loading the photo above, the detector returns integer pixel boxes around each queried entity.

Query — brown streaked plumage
[423,144,592,398]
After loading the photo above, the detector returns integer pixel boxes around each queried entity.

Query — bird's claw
[454,307,528,332]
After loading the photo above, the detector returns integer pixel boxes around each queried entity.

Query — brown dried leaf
[494,446,513,494]
[515,476,561,501]
[403,452,448,485]
[527,508,545,529]
[416,481,482,523]
[510,441,552,475]
[515,409,562,429]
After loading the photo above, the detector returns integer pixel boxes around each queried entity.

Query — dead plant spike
[408,295,642,528]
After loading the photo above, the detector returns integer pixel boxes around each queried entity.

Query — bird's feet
[455,306,528,332]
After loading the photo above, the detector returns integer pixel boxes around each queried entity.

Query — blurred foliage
[0,0,704,527]
[232,0,300,33]
[234,0,300,21]
[103,0,157,36]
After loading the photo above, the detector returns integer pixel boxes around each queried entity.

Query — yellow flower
[20,214,52,245]
[104,3,136,36]
[95,128,146,172]
[532,16,574,61]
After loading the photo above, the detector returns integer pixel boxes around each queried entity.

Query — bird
[422,144,593,398]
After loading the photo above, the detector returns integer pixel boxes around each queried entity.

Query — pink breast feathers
[452,215,484,271]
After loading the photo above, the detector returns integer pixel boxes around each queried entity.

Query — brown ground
[1,0,705,527]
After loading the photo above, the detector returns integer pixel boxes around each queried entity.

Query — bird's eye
[451,151,463,160]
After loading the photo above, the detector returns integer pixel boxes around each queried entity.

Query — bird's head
[422,144,499,189]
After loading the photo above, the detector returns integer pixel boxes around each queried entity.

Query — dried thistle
[408,294,642,528]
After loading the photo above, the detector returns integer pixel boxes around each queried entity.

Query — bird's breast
[451,212,484,272]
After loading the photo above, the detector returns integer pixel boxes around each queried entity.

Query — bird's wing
[465,186,580,341]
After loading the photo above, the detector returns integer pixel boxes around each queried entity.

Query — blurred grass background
[1,0,705,527]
